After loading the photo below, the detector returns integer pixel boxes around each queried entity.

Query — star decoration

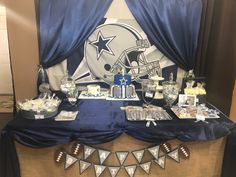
[90,31,115,60]
[119,78,128,85]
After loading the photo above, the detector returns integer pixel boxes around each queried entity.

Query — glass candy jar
[162,73,179,107]
[60,71,78,105]
[60,71,76,94]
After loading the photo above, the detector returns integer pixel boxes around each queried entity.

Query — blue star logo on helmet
[90,31,115,60]
[119,77,128,85]
[83,23,161,84]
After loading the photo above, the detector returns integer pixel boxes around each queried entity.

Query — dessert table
[0,95,235,177]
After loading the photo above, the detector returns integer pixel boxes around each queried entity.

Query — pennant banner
[147,145,160,159]
[125,165,137,177]
[167,149,180,163]
[65,154,78,169]
[154,155,166,169]
[98,149,111,164]
[55,142,190,177]
[79,160,91,174]
[84,145,96,159]
[116,151,129,165]
[140,162,151,174]
[108,167,120,177]
[94,165,106,177]
[132,150,144,163]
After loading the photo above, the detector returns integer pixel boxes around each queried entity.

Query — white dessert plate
[55,111,79,121]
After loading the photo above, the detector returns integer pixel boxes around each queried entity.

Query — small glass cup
[67,87,79,106]
[141,79,156,105]
[60,71,76,95]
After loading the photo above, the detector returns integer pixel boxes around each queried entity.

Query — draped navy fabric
[6,100,235,146]
[0,130,20,177]
[0,92,235,176]
[125,0,202,71]
[39,0,112,68]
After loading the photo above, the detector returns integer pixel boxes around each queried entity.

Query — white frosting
[18,95,61,112]
[87,85,101,95]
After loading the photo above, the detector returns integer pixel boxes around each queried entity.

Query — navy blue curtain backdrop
[125,0,202,71]
[39,0,112,68]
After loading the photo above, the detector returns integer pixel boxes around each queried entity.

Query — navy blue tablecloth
[0,98,235,177]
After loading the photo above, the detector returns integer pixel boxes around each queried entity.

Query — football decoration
[160,142,171,154]
[54,142,190,177]
[178,144,190,159]
[72,142,81,155]
[55,149,65,163]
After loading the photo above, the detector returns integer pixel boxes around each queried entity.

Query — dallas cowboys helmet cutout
[85,23,160,85]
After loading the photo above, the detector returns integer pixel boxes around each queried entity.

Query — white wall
[5,0,39,101]
[0,5,13,94]
[105,0,134,19]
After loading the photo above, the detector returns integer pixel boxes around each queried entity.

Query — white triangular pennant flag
[140,161,152,174]
[132,150,145,163]
[94,165,106,177]
[116,152,129,165]
[148,145,160,159]
[167,149,180,162]
[124,165,137,177]
[84,145,96,159]
[65,154,78,169]
[108,167,120,177]
[154,155,166,169]
[79,160,91,174]
[98,149,111,164]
